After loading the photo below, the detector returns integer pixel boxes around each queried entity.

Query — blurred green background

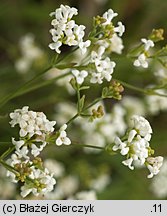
[0,0,167,199]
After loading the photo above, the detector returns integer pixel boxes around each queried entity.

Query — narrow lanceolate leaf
[70,78,78,90]
[79,95,85,113]
[79,86,90,91]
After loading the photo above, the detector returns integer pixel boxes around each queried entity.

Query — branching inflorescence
[0,4,166,198]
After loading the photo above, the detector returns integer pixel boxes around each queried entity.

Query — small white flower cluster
[102,9,125,36]
[71,9,125,85]
[113,115,163,178]
[15,34,44,73]
[10,106,56,138]
[10,106,56,157]
[90,46,116,84]
[49,4,91,54]
[7,106,72,197]
[134,38,154,68]
[72,46,116,85]
[20,167,56,198]
[6,154,56,198]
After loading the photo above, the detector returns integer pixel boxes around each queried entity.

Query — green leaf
[56,62,77,69]
[70,78,77,90]
[79,95,85,113]
[79,86,90,91]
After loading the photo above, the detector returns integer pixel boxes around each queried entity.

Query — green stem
[77,83,81,113]
[66,97,102,125]
[83,97,101,110]
[72,143,105,150]
[114,79,167,97]
[66,113,79,125]
[0,159,18,175]
[0,146,15,160]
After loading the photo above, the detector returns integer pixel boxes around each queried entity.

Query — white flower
[72,69,88,84]
[9,106,56,139]
[20,167,56,197]
[90,72,103,84]
[16,146,29,159]
[12,138,25,150]
[113,137,129,155]
[31,142,47,157]
[122,158,134,170]
[78,40,91,54]
[103,9,118,25]
[20,185,33,198]
[56,124,71,146]
[109,33,124,54]
[50,5,78,20]
[114,115,161,176]
[49,41,62,54]
[91,46,105,62]
[131,115,152,139]
[132,136,149,164]
[128,129,137,142]
[49,5,89,54]
[90,49,116,84]
[74,25,85,41]
[141,38,154,51]
[114,22,125,37]
[147,156,163,178]
[133,53,148,68]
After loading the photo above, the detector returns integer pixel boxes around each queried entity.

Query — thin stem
[77,83,81,113]
[83,97,101,111]
[0,146,15,160]
[66,97,102,125]
[114,79,167,97]
[72,143,105,150]
[0,159,18,175]
[66,113,79,125]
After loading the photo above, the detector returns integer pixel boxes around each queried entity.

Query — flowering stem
[114,79,167,97]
